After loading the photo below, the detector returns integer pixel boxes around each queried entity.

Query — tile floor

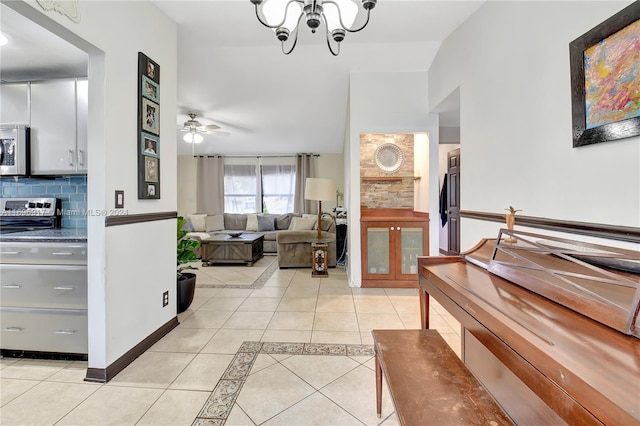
[0,257,461,425]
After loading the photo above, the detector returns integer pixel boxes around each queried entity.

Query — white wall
[347,70,441,287]
[428,1,639,251]
[16,0,177,368]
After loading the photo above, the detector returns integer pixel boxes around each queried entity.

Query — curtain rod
[193,154,320,158]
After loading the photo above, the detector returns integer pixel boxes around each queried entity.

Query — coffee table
[201,233,264,266]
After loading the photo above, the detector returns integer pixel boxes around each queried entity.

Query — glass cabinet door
[400,227,424,275]
[367,227,390,275]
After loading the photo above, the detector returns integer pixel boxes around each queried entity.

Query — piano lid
[465,229,640,338]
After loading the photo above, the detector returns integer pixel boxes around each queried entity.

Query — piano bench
[372,329,513,426]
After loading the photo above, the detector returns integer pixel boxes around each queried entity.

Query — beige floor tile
[353,295,396,314]
[236,363,315,425]
[398,311,421,329]
[57,385,163,425]
[389,299,420,314]
[380,412,401,425]
[0,378,39,407]
[360,332,374,345]
[267,311,315,330]
[199,297,246,311]
[1,381,100,426]
[187,295,213,312]
[179,309,234,329]
[46,361,95,384]
[281,355,360,389]
[137,389,211,425]
[149,328,218,353]
[0,359,71,381]
[311,331,362,345]
[351,288,387,296]
[320,365,395,425]
[222,311,274,329]
[200,329,264,354]
[283,286,320,298]
[194,287,223,298]
[261,330,312,343]
[169,353,234,391]
[384,288,419,297]
[318,284,353,296]
[428,313,457,333]
[216,288,255,298]
[238,297,282,312]
[440,332,462,359]
[107,352,194,389]
[225,404,256,425]
[249,287,287,298]
[249,354,279,375]
[0,357,20,369]
[263,391,363,426]
[313,312,359,332]
[277,297,318,312]
[315,295,355,313]
[357,313,405,332]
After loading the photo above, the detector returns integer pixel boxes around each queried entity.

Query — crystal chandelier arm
[323,0,372,33]
[252,0,303,29]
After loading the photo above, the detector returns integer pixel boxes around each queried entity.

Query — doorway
[446,148,460,254]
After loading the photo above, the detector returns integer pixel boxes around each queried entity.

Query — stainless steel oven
[0,125,30,176]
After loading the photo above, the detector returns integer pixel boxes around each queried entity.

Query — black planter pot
[177,272,196,313]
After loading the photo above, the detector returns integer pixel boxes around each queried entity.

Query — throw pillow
[182,217,195,232]
[205,214,224,232]
[289,216,316,231]
[189,214,207,232]
[246,213,259,231]
[303,213,321,230]
[257,214,276,232]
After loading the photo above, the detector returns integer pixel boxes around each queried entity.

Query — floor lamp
[304,178,336,241]
[305,178,336,277]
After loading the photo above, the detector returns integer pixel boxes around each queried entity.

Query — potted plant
[177,216,200,313]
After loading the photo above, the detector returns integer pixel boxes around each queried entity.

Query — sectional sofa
[183,212,337,268]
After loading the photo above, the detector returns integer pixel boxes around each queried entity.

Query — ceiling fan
[179,111,230,143]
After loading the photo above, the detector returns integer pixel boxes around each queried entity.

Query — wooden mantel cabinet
[361,208,429,288]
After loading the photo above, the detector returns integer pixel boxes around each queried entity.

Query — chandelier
[250,0,377,56]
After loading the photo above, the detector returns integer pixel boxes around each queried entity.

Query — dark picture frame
[141,132,159,159]
[569,2,640,147]
[138,52,160,199]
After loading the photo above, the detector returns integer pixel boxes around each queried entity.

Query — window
[223,157,296,214]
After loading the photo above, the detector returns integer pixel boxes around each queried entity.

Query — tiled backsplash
[0,175,87,229]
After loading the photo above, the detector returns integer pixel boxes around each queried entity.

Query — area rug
[192,341,375,425]
[195,255,280,290]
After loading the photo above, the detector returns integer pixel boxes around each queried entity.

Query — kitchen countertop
[0,228,87,243]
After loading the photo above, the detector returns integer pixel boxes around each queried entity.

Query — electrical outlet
[162,291,169,307]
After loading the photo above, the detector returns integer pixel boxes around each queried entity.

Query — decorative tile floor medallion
[193,342,374,425]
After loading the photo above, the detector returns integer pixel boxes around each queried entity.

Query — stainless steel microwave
[0,125,30,176]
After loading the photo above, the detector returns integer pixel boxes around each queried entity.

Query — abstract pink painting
[584,19,640,129]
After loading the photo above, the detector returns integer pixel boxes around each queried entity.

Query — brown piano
[418,229,640,425]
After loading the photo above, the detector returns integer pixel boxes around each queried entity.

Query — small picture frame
[141,132,159,158]
[141,75,159,103]
[144,156,158,183]
[147,183,156,197]
[141,98,159,135]
[146,58,157,81]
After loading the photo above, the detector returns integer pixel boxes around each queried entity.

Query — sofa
[183,212,336,268]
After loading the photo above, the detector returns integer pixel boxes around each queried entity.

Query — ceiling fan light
[183,132,203,143]
[324,0,357,31]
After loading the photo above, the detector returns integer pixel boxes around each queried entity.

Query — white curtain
[224,159,259,213]
[295,154,316,214]
[196,155,225,214]
[262,161,296,214]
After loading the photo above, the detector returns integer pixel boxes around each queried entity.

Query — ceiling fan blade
[204,124,221,130]
[211,131,231,136]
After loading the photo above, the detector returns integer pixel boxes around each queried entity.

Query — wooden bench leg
[375,345,382,418]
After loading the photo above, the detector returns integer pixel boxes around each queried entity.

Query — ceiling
[1,1,481,155]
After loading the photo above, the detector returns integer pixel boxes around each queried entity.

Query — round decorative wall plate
[374,143,404,173]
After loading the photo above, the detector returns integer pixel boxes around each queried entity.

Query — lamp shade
[304,178,336,201]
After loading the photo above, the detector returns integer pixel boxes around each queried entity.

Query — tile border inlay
[192,341,374,425]
[196,256,280,290]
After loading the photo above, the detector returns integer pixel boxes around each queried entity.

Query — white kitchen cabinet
[0,82,30,124]
[30,78,87,174]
